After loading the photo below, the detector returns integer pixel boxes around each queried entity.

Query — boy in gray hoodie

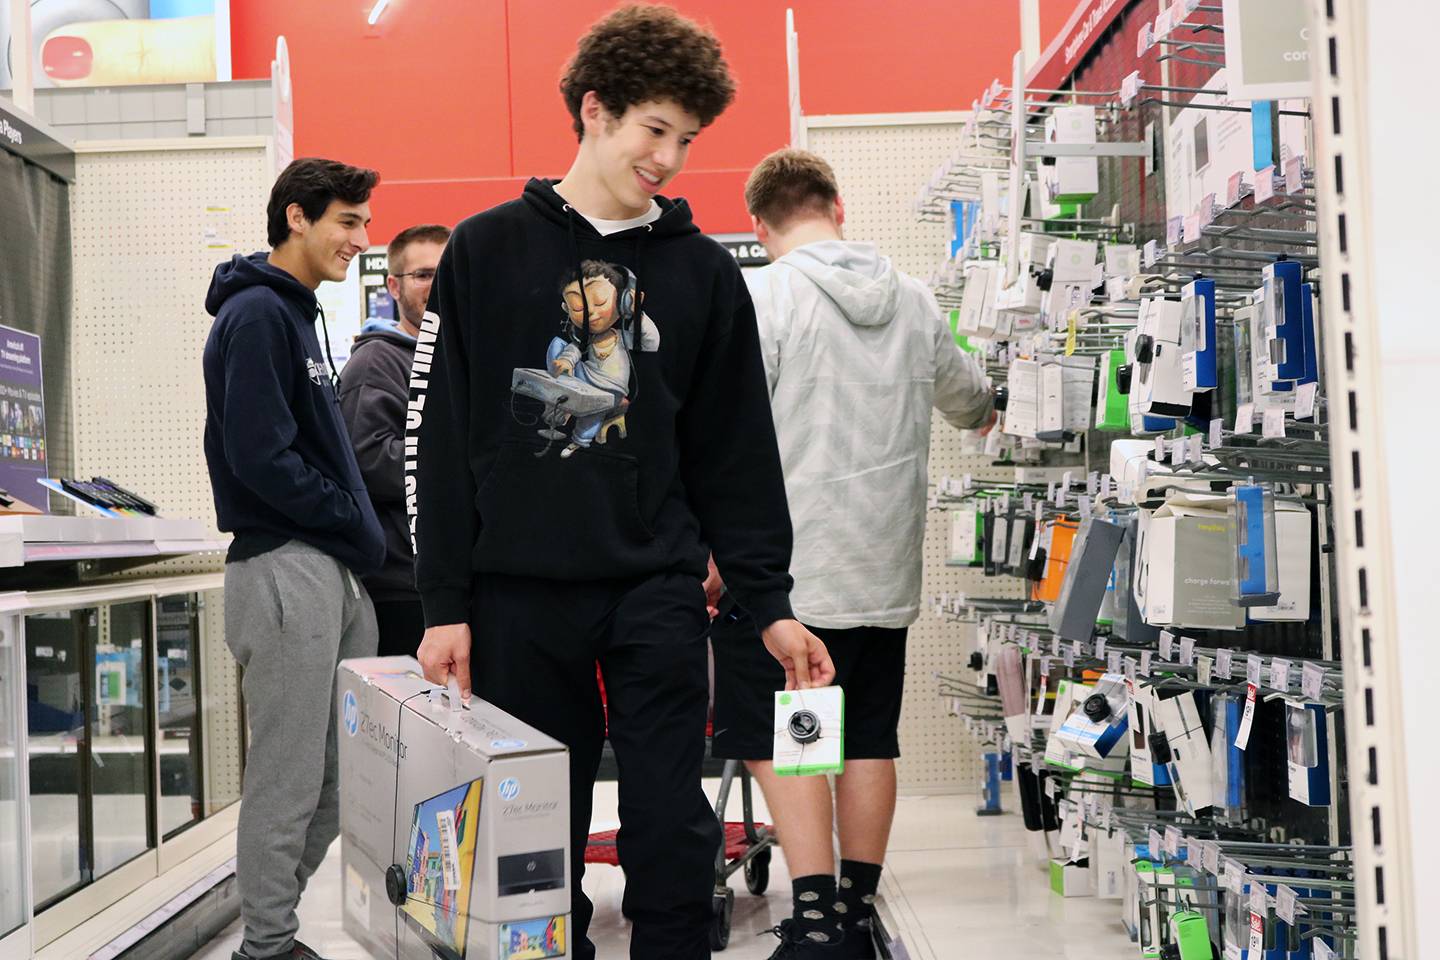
[711,149,995,959]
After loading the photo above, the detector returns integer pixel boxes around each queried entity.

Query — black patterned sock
[790,874,840,944]
[837,859,883,934]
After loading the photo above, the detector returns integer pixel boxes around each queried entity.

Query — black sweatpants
[372,596,426,658]
[470,571,719,960]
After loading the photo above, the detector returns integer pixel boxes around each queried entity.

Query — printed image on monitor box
[402,780,483,960]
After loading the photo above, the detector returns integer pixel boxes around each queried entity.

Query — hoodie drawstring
[317,302,341,392]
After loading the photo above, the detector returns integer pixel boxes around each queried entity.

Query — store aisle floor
[193,786,1133,960]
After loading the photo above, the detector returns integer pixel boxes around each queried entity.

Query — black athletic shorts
[710,604,908,761]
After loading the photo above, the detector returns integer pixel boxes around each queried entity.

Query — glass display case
[0,614,28,951]
[2,579,241,950]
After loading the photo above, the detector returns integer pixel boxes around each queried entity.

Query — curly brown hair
[560,4,737,141]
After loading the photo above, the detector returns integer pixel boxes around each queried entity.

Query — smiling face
[563,276,621,335]
[291,198,371,286]
[585,96,701,217]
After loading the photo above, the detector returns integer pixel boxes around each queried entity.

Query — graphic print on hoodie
[407,179,796,630]
[513,259,661,459]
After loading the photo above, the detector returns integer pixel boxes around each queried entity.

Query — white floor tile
[193,786,1134,960]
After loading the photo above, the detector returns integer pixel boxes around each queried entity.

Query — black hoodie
[203,252,386,576]
[409,179,795,628]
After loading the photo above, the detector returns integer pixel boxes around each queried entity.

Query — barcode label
[436,809,461,892]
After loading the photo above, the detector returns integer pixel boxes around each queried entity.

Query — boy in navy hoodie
[408,7,835,958]
[203,157,386,960]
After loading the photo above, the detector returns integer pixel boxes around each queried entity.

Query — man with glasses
[339,223,450,656]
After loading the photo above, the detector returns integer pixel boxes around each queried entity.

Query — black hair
[266,157,380,248]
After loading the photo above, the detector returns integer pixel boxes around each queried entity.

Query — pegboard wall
[807,119,1022,792]
[69,141,271,577]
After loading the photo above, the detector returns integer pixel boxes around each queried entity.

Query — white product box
[1134,496,1246,630]
[1249,503,1312,621]
[338,658,572,960]
[774,686,845,776]
[1154,692,1217,815]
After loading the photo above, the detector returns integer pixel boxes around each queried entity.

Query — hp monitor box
[338,657,572,960]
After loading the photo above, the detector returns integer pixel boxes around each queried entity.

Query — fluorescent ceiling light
[367,0,390,26]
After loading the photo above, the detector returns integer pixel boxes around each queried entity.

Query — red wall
[232,0,1078,241]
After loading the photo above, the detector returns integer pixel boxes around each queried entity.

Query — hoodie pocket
[473,439,659,579]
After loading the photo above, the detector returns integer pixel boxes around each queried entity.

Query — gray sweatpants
[224,540,377,959]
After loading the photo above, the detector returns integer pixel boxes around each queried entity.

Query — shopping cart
[583,666,777,951]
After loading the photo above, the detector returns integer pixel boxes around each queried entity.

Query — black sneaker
[232,941,330,960]
[763,920,849,958]
[838,922,879,960]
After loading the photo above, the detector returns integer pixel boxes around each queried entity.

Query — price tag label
[1164,825,1183,857]
[1198,655,1213,686]
[1124,656,1138,684]
[1235,403,1256,435]
[1045,775,1057,799]
[1223,859,1245,893]
[1094,637,1107,660]
[1202,840,1220,875]
[1101,473,1113,500]
[1295,382,1318,420]
[1137,22,1155,57]
[1023,492,1033,511]
[1159,631,1176,661]
[1073,639,1084,659]
[1302,662,1326,701]
[1039,656,1052,677]
[1250,883,1269,918]
[1120,70,1143,107]
[1200,192,1217,226]
[1263,406,1287,439]
[1140,649,1153,676]
[1154,436,1167,460]
[1276,884,1301,924]
[1047,481,1058,503]
[1180,636,1196,667]
[1064,646,1075,668]
[1155,8,1174,37]
[1216,648,1234,679]
[1227,171,1244,207]
[1285,156,1305,195]
[1269,657,1293,692]
[1087,471,1099,496]
[1235,682,1258,750]
[1108,650,1123,673]
[1183,212,1201,244]
[1314,939,1335,960]
[1143,239,1159,267]
[1249,910,1266,957]
[1170,439,1185,466]
[1034,673,1050,723]
[1247,654,1264,687]
[1078,494,1092,515]
[1255,165,1277,202]
[1148,828,1164,858]
[1052,635,1063,657]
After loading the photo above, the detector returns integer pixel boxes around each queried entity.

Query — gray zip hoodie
[747,240,993,629]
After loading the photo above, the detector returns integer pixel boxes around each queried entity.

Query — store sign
[0,99,74,182]
[714,235,769,267]
[1221,0,1312,100]
[1026,0,1132,94]
[0,325,47,508]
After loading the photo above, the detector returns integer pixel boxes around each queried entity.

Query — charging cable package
[773,686,845,776]
[1231,483,1281,607]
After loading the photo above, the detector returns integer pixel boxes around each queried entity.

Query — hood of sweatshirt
[356,320,417,347]
[776,240,900,328]
[205,251,317,318]
[520,177,702,241]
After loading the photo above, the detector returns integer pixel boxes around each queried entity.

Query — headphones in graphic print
[559,264,639,334]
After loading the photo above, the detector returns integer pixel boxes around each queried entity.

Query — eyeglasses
[393,269,437,282]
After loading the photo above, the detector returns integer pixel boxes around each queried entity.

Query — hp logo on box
[498,778,521,801]
[342,690,359,737]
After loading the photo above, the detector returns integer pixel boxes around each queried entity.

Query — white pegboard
[806,118,1020,792]
[68,141,271,577]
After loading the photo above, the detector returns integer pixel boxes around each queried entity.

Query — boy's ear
[752,215,769,244]
[834,195,846,229]
[581,90,611,137]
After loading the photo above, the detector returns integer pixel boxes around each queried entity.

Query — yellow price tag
[1065,311,1079,356]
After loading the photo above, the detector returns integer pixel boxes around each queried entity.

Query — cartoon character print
[534,259,659,458]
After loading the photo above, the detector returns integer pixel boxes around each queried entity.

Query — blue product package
[1182,277,1218,390]
[1300,282,1320,386]
[1251,101,1278,170]
[1265,260,1307,382]
[1234,484,1279,605]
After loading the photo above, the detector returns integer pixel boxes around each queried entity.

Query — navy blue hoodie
[203,252,386,576]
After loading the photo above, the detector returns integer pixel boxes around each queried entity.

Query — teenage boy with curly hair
[407,7,835,958]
